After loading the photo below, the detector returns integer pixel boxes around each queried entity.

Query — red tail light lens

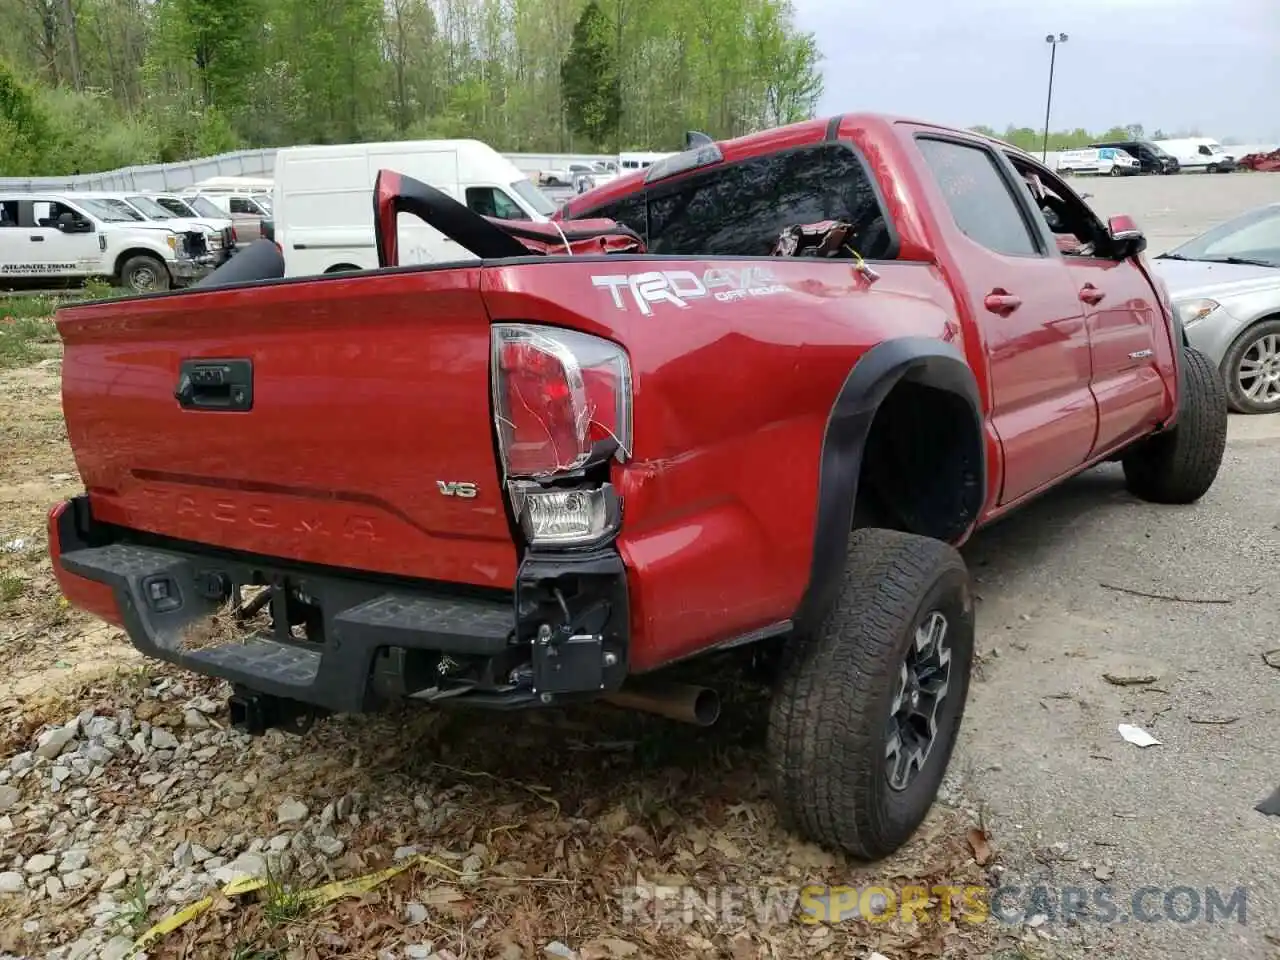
[231,225,239,243]
[491,324,632,479]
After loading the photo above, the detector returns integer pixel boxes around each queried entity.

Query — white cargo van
[1055,147,1141,177]
[1153,138,1238,173]
[272,139,557,277]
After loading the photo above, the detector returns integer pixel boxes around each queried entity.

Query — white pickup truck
[113,193,237,266]
[0,193,215,293]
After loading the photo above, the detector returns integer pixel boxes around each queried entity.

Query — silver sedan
[1150,202,1280,414]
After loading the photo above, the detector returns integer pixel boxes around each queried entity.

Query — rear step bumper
[49,496,630,720]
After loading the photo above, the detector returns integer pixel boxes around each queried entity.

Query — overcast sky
[793,0,1280,143]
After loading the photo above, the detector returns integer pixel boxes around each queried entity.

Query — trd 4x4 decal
[592,267,788,315]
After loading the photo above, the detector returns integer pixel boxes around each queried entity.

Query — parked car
[538,162,599,188]
[150,193,241,255]
[618,151,675,172]
[1056,147,1142,176]
[181,189,271,242]
[1238,149,1280,172]
[0,193,213,292]
[92,192,234,266]
[1090,139,1180,174]
[1152,202,1280,413]
[47,111,1226,862]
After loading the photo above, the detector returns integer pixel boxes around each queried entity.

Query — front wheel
[1222,318,1280,414]
[1121,345,1228,503]
[768,529,974,860]
[119,254,170,293]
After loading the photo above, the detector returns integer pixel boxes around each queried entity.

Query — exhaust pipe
[602,681,720,726]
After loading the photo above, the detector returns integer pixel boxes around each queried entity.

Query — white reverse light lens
[513,484,619,546]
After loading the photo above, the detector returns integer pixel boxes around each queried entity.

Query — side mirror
[1107,214,1147,259]
[57,217,93,234]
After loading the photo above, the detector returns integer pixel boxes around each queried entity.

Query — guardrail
[0,149,623,193]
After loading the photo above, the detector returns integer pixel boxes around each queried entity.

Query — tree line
[0,0,823,176]
[973,123,1233,154]
[0,1,1234,180]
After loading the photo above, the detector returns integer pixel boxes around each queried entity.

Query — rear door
[1010,163,1169,453]
[912,134,1098,505]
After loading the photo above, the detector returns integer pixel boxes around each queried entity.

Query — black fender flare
[792,337,986,635]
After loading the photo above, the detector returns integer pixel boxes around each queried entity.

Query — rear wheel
[1222,318,1280,414]
[1122,345,1228,503]
[324,263,361,274]
[768,529,974,860]
[119,255,170,293]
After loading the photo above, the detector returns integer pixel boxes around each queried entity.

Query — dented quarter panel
[480,257,963,670]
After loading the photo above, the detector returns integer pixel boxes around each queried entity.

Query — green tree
[560,0,621,148]
[0,59,48,174]
[167,0,263,111]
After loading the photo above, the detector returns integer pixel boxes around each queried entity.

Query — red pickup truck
[47,113,1227,862]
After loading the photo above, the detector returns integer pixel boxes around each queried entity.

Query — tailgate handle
[175,359,253,411]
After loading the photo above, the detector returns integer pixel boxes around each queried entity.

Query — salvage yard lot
[1,173,1279,960]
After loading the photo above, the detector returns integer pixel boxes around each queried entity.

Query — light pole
[1042,33,1068,163]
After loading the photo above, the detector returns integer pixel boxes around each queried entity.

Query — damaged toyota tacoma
[47,113,1228,860]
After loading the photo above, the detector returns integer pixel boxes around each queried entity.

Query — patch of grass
[0,316,58,369]
[0,294,63,320]
[0,573,24,604]
[0,282,133,368]
[232,945,282,960]
[115,874,152,938]
[261,866,309,926]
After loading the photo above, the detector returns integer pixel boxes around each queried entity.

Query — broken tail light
[491,324,632,546]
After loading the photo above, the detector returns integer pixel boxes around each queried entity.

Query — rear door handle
[29,235,43,242]
[983,289,1022,315]
[1079,284,1106,305]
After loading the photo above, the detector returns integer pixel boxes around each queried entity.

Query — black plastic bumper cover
[53,496,630,715]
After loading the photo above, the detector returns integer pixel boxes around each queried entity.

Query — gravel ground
[955,414,1280,960]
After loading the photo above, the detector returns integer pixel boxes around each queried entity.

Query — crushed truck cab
[49,113,1228,861]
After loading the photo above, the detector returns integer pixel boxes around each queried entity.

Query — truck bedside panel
[480,258,966,666]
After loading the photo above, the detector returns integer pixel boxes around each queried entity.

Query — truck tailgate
[55,269,518,588]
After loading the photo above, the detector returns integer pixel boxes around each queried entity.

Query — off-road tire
[1221,318,1280,415]
[768,529,974,860]
[119,254,170,293]
[1121,345,1227,503]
